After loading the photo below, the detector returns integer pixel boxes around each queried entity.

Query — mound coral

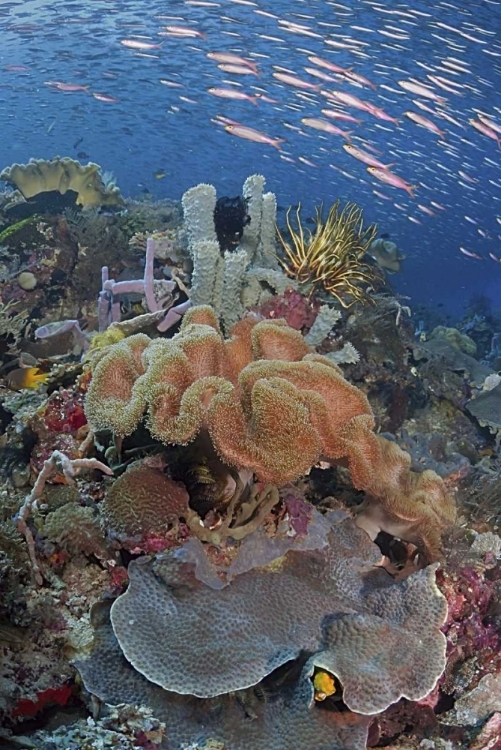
[0,157,124,207]
[102,462,189,550]
[276,201,382,307]
[86,305,454,557]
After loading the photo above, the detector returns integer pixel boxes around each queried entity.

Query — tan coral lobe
[85,305,454,556]
[0,156,125,206]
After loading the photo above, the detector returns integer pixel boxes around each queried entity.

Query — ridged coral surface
[102,462,189,544]
[108,514,447,711]
[76,601,371,750]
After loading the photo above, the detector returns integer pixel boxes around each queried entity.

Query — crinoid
[276,200,382,307]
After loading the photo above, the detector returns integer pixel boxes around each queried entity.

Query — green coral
[430,325,477,357]
[0,215,40,245]
[43,503,107,557]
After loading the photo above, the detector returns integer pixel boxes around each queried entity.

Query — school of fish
[1,0,501,279]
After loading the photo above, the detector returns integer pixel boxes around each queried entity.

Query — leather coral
[85,305,454,555]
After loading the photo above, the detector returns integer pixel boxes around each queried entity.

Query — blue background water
[1,0,500,317]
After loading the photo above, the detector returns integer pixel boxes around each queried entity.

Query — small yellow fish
[6,367,49,390]
[154,171,167,179]
[313,670,337,701]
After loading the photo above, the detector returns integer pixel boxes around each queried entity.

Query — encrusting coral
[73,510,447,750]
[0,156,124,207]
[85,305,455,558]
[75,598,372,750]
[108,513,447,706]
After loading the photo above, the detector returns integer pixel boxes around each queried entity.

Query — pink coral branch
[144,237,161,313]
[156,299,192,332]
[15,450,113,586]
[99,238,184,332]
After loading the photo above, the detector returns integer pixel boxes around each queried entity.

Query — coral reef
[75,597,372,750]
[430,326,477,357]
[70,510,447,750]
[0,168,500,750]
[64,207,131,296]
[0,299,29,349]
[107,514,446,707]
[98,236,189,333]
[181,174,287,331]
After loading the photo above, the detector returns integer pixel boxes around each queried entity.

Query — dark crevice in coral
[434,691,454,714]
[213,195,250,252]
[374,531,409,569]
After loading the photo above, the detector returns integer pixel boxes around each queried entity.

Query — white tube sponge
[190,240,221,307]
[239,174,265,260]
[258,191,280,269]
[182,183,218,248]
[304,305,342,347]
[220,249,250,333]
[241,267,294,308]
[211,255,225,316]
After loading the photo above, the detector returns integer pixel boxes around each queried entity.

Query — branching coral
[15,450,113,585]
[0,299,29,348]
[276,201,382,307]
[185,475,280,545]
[85,305,454,558]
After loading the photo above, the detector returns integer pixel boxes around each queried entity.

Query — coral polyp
[276,201,381,307]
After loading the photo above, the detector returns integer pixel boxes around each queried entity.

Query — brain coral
[108,513,447,713]
[85,305,454,557]
[101,462,189,548]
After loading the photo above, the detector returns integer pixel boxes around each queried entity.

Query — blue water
[1,0,500,315]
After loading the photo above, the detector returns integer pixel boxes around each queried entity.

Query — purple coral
[98,237,190,332]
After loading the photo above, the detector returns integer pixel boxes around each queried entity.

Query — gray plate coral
[75,511,447,750]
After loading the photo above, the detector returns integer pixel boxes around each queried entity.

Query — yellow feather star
[276,200,382,308]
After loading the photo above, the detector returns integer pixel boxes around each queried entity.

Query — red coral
[29,388,88,473]
[109,564,129,593]
[437,566,501,678]
[30,432,82,474]
[11,683,73,719]
[43,390,87,433]
[133,731,162,750]
[258,288,320,331]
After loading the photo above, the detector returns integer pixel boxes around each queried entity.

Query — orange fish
[367,167,418,197]
[6,367,49,390]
